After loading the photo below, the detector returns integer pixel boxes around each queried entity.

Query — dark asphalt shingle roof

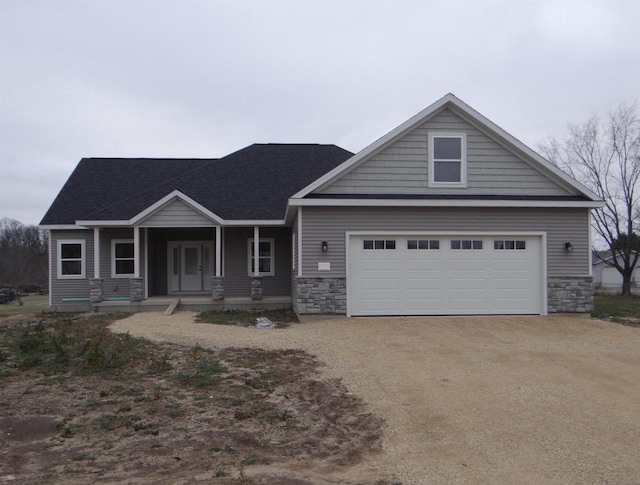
[40,144,353,225]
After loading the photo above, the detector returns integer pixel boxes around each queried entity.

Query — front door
[168,241,214,293]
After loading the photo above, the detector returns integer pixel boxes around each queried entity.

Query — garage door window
[407,239,440,250]
[451,239,483,250]
[494,240,526,250]
[363,239,396,250]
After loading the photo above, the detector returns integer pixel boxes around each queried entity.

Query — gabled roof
[40,144,353,225]
[291,93,602,202]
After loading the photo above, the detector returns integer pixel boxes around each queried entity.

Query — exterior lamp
[321,241,328,252]
[564,242,573,252]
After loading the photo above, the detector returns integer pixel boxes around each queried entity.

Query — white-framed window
[112,239,135,278]
[407,239,440,250]
[429,132,467,187]
[363,239,396,250]
[248,238,275,276]
[57,239,86,279]
[451,239,483,250]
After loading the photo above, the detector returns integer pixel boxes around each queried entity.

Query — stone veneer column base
[89,278,104,303]
[251,277,263,300]
[211,277,224,301]
[295,277,346,314]
[130,278,144,302]
[547,276,594,313]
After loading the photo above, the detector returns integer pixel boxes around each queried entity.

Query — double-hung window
[429,132,467,187]
[112,239,135,277]
[57,240,86,279]
[248,238,275,276]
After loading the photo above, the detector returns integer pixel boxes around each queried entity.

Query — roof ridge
[84,157,219,161]
[80,159,218,220]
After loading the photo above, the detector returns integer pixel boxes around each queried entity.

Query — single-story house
[592,251,640,293]
[40,94,603,316]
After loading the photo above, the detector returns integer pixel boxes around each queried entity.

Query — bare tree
[0,218,49,303]
[540,103,640,296]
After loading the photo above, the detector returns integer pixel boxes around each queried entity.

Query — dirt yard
[109,312,640,485]
[0,313,389,484]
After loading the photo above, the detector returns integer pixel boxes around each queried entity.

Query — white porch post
[251,225,262,300]
[253,225,260,276]
[133,226,140,278]
[93,228,100,278]
[215,226,222,277]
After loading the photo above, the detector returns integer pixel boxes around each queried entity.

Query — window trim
[428,132,467,187]
[111,239,135,278]
[247,238,275,276]
[57,239,86,279]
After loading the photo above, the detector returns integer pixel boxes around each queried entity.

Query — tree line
[0,218,48,302]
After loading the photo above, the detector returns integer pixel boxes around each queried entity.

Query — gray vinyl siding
[224,227,291,298]
[139,198,216,227]
[50,229,93,305]
[317,108,578,197]
[301,206,590,278]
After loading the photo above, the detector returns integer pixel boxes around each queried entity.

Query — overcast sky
[1,0,639,225]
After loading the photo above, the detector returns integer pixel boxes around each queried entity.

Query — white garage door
[348,235,544,316]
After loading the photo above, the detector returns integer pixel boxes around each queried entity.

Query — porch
[91,295,292,313]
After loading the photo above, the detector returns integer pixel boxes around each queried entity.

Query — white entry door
[168,241,214,293]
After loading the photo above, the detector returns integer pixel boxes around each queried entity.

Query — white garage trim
[346,231,547,317]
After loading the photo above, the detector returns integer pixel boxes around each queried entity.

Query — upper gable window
[429,133,467,187]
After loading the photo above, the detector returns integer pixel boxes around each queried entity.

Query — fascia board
[128,190,225,225]
[223,220,286,226]
[288,198,605,209]
[74,220,129,227]
[39,224,89,230]
[291,94,455,199]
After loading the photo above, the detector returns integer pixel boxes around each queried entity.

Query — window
[57,240,85,279]
[112,239,135,277]
[363,239,396,250]
[248,238,275,276]
[407,239,440,250]
[451,239,483,250]
[494,240,526,250]
[429,133,467,186]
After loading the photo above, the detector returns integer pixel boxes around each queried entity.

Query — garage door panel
[349,235,542,316]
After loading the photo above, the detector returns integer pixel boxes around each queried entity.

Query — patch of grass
[4,313,153,377]
[196,307,298,327]
[594,295,640,325]
[0,294,49,317]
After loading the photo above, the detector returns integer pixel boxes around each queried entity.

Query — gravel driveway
[110,313,640,484]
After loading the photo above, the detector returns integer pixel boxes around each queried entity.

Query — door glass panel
[203,246,211,276]
[173,248,179,275]
[184,247,199,275]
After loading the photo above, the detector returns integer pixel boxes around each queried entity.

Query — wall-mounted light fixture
[564,242,573,253]
[321,241,328,252]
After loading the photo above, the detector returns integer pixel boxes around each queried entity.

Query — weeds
[196,307,298,327]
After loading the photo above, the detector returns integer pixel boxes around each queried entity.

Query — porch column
[93,228,100,278]
[251,225,263,300]
[215,226,222,277]
[130,226,143,302]
[211,225,224,300]
[90,228,103,303]
[133,226,140,278]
